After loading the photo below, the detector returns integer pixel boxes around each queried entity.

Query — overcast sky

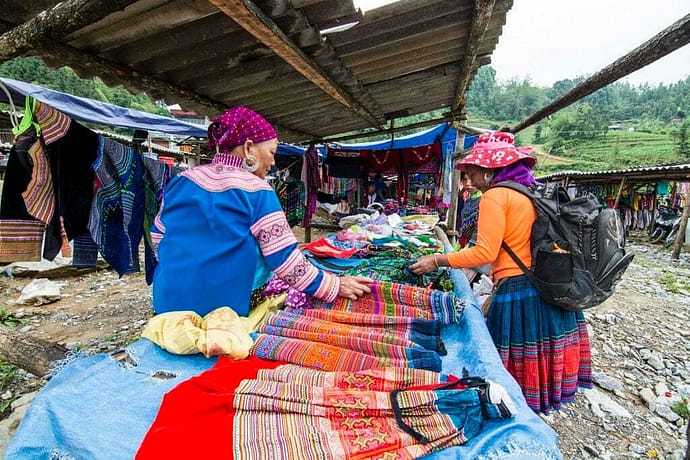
[354,0,690,87]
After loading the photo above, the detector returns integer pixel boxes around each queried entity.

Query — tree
[677,121,689,158]
[533,125,543,143]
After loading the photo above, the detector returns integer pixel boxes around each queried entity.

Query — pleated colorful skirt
[486,275,592,414]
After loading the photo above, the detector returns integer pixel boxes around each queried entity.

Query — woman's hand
[338,276,373,300]
[409,255,437,275]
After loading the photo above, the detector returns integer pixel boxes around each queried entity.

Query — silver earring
[242,155,259,172]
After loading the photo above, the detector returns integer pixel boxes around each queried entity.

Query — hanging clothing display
[0,97,175,282]
[89,136,146,276]
[301,143,320,227]
[274,176,305,227]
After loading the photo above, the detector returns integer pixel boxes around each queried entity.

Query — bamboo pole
[511,14,690,133]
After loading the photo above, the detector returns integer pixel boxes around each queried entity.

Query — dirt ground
[0,228,689,459]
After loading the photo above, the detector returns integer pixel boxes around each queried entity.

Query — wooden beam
[452,0,497,111]
[31,40,313,141]
[208,0,385,128]
[511,13,690,133]
[0,0,140,62]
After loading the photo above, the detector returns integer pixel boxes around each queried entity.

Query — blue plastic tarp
[333,123,479,154]
[0,77,207,137]
[5,267,561,460]
[276,143,306,157]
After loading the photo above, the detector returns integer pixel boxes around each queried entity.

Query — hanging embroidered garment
[302,143,320,227]
[0,137,46,262]
[21,138,55,225]
[274,176,305,227]
[141,156,177,284]
[71,231,99,267]
[0,220,45,262]
[88,136,145,276]
[232,365,516,460]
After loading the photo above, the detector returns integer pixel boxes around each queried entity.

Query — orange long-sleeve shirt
[447,187,536,281]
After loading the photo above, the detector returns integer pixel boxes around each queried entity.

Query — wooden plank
[512,14,690,133]
[452,0,497,112]
[0,0,141,61]
[209,0,385,128]
[32,40,314,141]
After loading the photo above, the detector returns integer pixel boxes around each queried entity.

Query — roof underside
[0,0,513,142]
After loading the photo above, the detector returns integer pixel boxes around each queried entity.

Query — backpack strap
[501,241,535,283]
[491,181,537,281]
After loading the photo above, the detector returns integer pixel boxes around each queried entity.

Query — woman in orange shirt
[410,132,592,414]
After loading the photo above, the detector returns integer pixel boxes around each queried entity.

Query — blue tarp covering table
[5,268,561,459]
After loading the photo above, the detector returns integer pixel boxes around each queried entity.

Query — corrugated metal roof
[0,0,513,143]
[538,163,690,185]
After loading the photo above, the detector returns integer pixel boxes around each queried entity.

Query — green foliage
[0,57,170,117]
[465,67,689,173]
[675,120,689,158]
[671,397,689,420]
[0,307,24,328]
[0,361,19,415]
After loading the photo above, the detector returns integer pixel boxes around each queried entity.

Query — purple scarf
[492,160,536,187]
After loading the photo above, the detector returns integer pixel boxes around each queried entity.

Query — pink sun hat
[455,131,535,170]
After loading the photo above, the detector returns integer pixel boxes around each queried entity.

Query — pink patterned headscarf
[207,106,277,154]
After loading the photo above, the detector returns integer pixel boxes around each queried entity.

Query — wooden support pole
[0,0,140,61]
[613,177,627,209]
[511,14,690,133]
[671,190,690,259]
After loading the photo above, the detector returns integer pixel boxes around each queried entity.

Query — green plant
[672,397,689,419]
[659,272,680,293]
[0,361,19,415]
[0,307,24,328]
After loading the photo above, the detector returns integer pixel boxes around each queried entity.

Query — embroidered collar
[211,153,244,168]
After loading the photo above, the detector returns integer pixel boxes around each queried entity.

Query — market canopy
[0,0,513,143]
[333,122,478,154]
[0,77,207,137]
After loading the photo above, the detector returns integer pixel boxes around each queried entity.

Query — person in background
[365,182,378,207]
[335,195,351,220]
[372,173,386,201]
[151,106,372,318]
[409,131,592,414]
[458,172,481,248]
[457,172,489,285]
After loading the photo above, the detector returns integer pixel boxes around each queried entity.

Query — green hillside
[532,130,683,175]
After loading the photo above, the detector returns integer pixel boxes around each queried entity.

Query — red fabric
[301,238,357,258]
[136,357,284,460]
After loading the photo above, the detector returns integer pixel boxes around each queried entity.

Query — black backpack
[494,181,634,311]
